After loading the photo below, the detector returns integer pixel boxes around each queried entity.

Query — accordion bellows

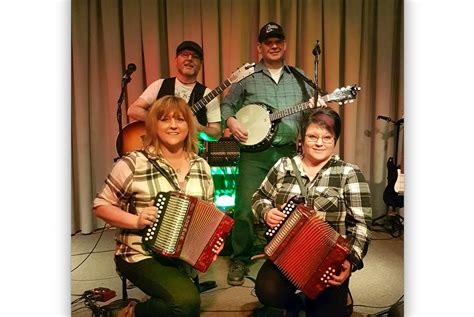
[142,191,234,272]
[264,202,350,299]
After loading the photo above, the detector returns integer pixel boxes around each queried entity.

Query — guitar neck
[190,79,232,114]
[269,94,334,122]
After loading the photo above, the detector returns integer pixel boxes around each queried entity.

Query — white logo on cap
[265,24,279,33]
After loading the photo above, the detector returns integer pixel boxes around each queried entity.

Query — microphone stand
[115,74,133,161]
[312,40,321,103]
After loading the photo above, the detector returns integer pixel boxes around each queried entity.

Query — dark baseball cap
[176,40,203,60]
[258,22,285,42]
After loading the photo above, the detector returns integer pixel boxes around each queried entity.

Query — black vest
[156,77,208,126]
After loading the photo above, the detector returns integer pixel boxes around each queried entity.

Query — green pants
[231,144,296,263]
[116,255,200,317]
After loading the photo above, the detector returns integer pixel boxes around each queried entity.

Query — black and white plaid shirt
[252,155,372,271]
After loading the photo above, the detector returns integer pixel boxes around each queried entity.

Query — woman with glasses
[251,107,372,317]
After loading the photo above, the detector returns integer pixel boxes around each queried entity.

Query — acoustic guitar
[116,63,256,156]
[234,85,361,152]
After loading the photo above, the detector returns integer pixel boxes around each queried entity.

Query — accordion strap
[139,150,180,191]
[290,157,308,199]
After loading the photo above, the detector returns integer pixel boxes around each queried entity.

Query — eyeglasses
[305,134,334,144]
[178,52,201,60]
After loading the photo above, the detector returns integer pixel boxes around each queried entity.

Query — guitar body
[383,157,404,208]
[394,169,404,195]
[116,121,146,156]
[234,103,276,152]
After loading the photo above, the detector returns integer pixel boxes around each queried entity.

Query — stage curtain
[72,0,403,233]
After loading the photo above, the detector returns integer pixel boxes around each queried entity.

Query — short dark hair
[299,107,342,144]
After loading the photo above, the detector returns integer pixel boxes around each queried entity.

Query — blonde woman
[94,96,220,317]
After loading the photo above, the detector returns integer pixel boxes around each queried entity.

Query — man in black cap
[221,22,326,287]
[128,40,221,140]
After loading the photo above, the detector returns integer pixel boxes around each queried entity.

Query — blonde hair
[143,95,198,155]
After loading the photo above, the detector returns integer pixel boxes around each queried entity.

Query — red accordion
[142,191,234,272]
[264,202,350,299]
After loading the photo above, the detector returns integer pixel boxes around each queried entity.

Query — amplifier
[207,137,240,166]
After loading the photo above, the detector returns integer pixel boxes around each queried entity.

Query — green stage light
[210,166,238,210]
[215,192,235,210]
[198,131,218,142]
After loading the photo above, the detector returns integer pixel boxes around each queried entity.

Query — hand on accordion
[136,200,158,229]
[264,207,286,228]
[326,259,352,287]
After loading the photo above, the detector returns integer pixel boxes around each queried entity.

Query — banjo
[234,85,361,151]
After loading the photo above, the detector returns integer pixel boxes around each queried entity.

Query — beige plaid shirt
[93,150,214,263]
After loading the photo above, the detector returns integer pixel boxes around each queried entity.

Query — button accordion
[142,191,234,272]
[264,200,350,299]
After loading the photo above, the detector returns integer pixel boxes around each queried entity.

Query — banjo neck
[269,94,332,122]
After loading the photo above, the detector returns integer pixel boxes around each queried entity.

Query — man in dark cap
[221,22,326,286]
[128,40,221,141]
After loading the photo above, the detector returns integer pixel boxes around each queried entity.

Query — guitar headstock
[229,63,256,83]
[326,85,361,105]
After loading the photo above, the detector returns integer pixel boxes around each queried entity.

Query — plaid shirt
[93,150,214,263]
[252,155,372,271]
[221,60,313,145]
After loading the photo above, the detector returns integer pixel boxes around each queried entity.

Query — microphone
[377,115,392,122]
[312,40,321,56]
[122,63,136,81]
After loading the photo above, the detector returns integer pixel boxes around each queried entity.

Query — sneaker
[227,260,248,286]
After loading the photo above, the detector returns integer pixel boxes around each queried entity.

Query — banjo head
[235,103,273,146]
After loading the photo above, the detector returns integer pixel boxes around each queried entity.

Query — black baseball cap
[258,22,285,42]
[176,40,203,60]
